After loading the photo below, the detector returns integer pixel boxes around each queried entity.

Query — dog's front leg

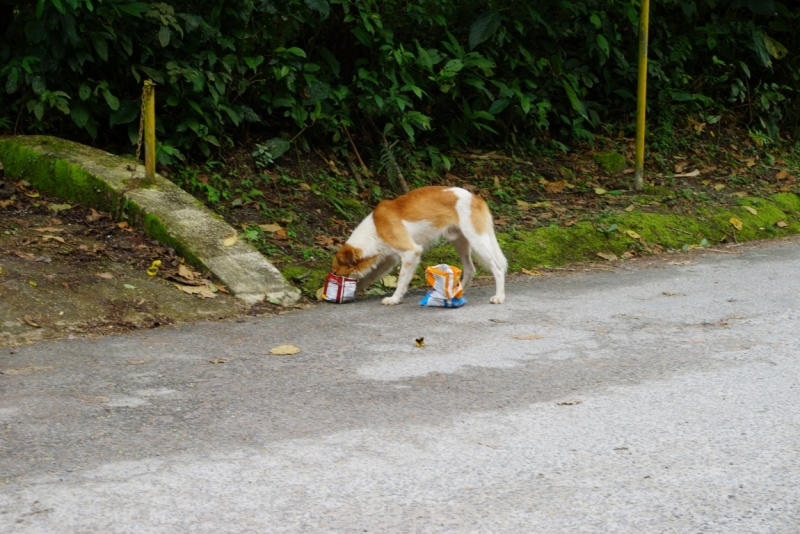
[382,248,421,305]
[356,256,397,294]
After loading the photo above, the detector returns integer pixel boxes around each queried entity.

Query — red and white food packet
[323,272,357,303]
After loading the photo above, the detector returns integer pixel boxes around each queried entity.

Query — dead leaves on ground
[269,344,301,355]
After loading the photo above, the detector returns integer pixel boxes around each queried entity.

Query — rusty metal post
[633,0,650,191]
[143,80,156,185]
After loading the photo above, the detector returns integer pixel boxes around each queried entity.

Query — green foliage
[1,0,798,161]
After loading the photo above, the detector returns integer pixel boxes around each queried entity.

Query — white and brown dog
[331,186,507,305]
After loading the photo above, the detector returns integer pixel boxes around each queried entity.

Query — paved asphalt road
[2,239,800,533]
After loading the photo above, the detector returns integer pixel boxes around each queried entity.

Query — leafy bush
[0,0,797,163]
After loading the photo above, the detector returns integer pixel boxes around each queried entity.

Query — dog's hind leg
[449,232,476,288]
[382,247,422,306]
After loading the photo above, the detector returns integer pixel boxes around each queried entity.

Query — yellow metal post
[633,0,650,191]
[143,80,156,185]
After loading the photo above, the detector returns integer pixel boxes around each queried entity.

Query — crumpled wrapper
[419,264,466,308]
[324,272,358,303]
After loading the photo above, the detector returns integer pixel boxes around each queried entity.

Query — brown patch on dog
[470,194,491,235]
[372,186,460,250]
[331,244,377,277]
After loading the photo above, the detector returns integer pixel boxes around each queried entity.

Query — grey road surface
[2,239,800,533]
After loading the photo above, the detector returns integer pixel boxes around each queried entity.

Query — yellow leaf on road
[729,217,743,231]
[270,345,300,355]
[743,206,757,215]
[415,337,425,348]
[147,260,161,276]
[223,235,238,247]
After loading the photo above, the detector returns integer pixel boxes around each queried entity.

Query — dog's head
[331,244,375,278]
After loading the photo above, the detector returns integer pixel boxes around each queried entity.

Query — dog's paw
[489,295,505,304]
[382,296,401,306]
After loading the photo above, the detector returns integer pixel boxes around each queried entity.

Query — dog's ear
[337,246,356,267]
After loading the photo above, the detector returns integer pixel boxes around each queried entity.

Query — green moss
[280,264,330,296]
[771,193,800,213]
[594,152,627,174]
[0,138,119,211]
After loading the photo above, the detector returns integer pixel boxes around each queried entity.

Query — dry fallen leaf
[86,208,104,222]
[315,286,326,301]
[674,169,701,178]
[624,205,635,212]
[0,200,13,209]
[174,283,217,299]
[745,157,756,167]
[714,184,726,191]
[270,344,301,355]
[41,235,65,243]
[729,217,743,231]
[223,234,238,247]
[775,170,788,180]
[557,399,582,406]
[415,337,425,348]
[516,199,531,211]
[95,272,114,280]
[514,334,544,340]
[594,188,607,195]
[382,275,398,288]
[730,191,748,198]
[299,183,312,191]
[544,180,568,194]
[178,264,195,280]
[117,221,129,229]
[34,227,64,233]
[742,206,757,216]
[208,359,228,364]
[521,268,542,276]
[596,252,618,261]
[259,223,283,233]
[674,161,689,173]
[23,315,41,328]
[625,230,642,239]
[662,291,686,296]
[777,221,788,228]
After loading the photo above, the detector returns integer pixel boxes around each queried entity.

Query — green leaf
[489,98,511,116]
[262,138,290,158]
[91,34,108,61]
[590,12,602,29]
[319,47,340,76]
[287,47,307,58]
[762,35,788,60]
[34,102,45,120]
[158,26,171,48]
[31,76,46,96]
[71,104,90,128]
[561,80,589,121]
[51,0,65,14]
[595,34,609,58]
[469,9,502,50]
[671,91,693,101]
[109,99,139,126]
[79,83,91,100]
[102,89,120,111]
[304,0,330,19]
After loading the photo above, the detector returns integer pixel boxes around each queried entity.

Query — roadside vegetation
[2,0,799,298]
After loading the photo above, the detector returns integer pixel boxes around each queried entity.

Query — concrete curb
[0,135,300,306]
